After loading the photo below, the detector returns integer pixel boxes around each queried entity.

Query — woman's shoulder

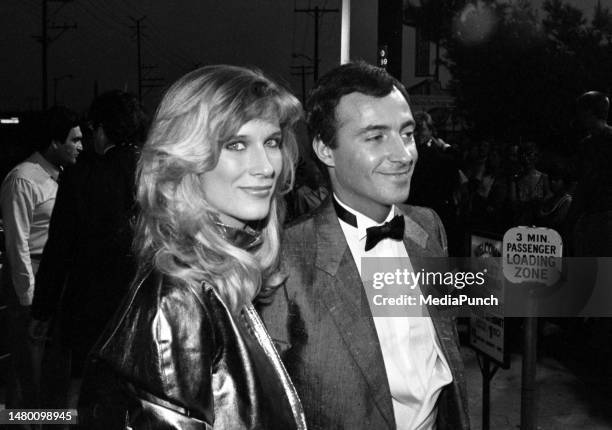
[81,270,220,426]
[133,270,218,324]
[94,270,219,358]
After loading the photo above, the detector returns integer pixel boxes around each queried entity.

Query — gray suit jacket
[259,198,470,429]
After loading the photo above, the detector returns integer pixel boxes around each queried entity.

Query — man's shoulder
[1,159,48,191]
[282,211,318,250]
[397,203,440,231]
[283,198,329,237]
[8,160,42,179]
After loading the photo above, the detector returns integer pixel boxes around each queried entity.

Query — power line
[130,16,146,103]
[84,0,196,73]
[129,16,165,103]
[77,1,190,74]
[294,3,339,81]
[38,0,77,109]
[290,63,314,104]
[141,33,193,71]
[73,1,131,38]
[104,0,198,68]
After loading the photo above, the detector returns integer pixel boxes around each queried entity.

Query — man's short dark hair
[306,61,410,149]
[39,106,80,151]
[89,90,149,147]
[576,91,610,121]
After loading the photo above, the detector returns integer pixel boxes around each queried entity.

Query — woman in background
[78,65,306,429]
[510,141,551,225]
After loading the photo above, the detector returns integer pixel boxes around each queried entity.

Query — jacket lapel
[396,206,469,428]
[312,200,396,429]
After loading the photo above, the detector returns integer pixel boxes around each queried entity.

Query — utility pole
[291,53,314,104]
[39,0,76,109]
[42,0,47,109]
[295,4,339,82]
[141,66,165,98]
[291,64,314,105]
[130,16,164,103]
[130,16,146,103]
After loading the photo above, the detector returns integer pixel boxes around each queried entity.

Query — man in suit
[259,62,470,429]
[29,90,147,413]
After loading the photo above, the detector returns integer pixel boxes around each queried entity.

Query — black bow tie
[365,215,405,251]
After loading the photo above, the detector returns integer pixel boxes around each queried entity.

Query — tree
[444,0,612,148]
[404,0,468,80]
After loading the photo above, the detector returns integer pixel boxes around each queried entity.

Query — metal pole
[300,65,306,105]
[520,317,538,430]
[294,7,337,83]
[136,20,142,103]
[314,6,319,82]
[482,356,490,430]
[340,0,350,64]
[42,0,48,109]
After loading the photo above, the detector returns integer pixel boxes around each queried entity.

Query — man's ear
[312,136,335,168]
[49,139,61,150]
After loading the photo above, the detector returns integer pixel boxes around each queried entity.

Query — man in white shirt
[1,106,82,413]
[260,62,469,429]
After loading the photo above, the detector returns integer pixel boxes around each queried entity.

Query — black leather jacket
[78,268,306,429]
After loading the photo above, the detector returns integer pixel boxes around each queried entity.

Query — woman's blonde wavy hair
[135,65,301,313]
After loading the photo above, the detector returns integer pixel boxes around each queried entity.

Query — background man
[569,90,612,257]
[259,62,469,429]
[30,90,147,411]
[407,111,462,256]
[0,106,82,414]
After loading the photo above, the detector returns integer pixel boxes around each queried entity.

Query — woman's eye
[225,141,246,151]
[265,138,281,148]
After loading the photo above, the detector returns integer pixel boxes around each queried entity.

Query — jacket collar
[309,197,441,428]
[215,222,262,250]
[311,198,395,426]
[313,198,434,276]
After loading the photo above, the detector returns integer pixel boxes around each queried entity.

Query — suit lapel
[397,206,466,417]
[312,200,396,429]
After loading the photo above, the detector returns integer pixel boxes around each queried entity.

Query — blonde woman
[78,65,306,429]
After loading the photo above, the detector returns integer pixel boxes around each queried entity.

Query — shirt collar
[103,144,117,155]
[32,151,60,182]
[333,193,396,241]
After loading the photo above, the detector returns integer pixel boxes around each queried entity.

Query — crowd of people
[397,91,611,259]
[0,60,610,429]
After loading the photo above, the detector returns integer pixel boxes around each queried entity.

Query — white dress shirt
[334,195,453,430]
[0,152,59,305]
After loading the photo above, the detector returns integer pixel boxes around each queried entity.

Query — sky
[1,0,343,112]
[0,0,608,113]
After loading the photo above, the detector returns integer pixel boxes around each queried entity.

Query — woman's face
[201,118,284,228]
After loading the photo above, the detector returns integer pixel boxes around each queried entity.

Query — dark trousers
[2,262,42,430]
[4,305,43,430]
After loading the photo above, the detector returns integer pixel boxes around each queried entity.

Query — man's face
[55,126,83,165]
[91,125,108,155]
[320,88,417,220]
[417,121,432,146]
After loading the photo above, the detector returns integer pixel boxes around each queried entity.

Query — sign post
[468,231,508,430]
[503,227,563,430]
